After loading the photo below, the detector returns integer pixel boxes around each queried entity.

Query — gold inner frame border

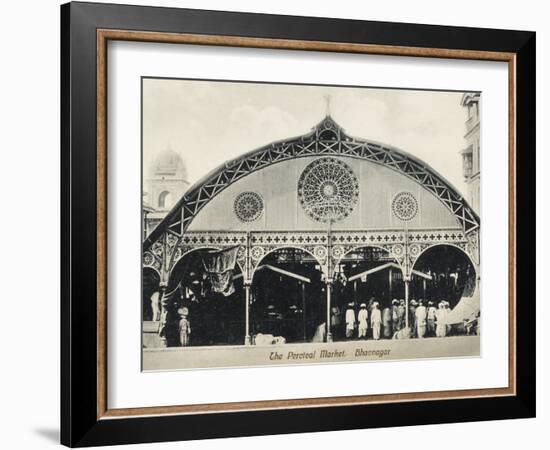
[96,28,517,420]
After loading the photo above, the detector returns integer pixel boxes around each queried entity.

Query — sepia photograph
[141,78,481,371]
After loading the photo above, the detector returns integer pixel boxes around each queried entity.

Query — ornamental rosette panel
[250,246,265,261]
[143,251,161,273]
[234,192,264,222]
[392,191,419,222]
[391,243,406,260]
[298,157,359,223]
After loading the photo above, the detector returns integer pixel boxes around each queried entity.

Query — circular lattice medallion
[313,245,328,260]
[409,244,421,258]
[251,246,265,260]
[234,192,264,222]
[391,244,405,258]
[298,157,359,223]
[143,252,155,266]
[392,191,418,221]
[332,245,345,259]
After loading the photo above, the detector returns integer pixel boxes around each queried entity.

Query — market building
[142,114,480,348]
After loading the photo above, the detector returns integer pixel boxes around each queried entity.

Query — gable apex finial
[323,94,331,116]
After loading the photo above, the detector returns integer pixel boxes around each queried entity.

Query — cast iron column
[326,279,333,342]
[244,282,251,345]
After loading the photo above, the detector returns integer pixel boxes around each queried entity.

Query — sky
[143,78,471,196]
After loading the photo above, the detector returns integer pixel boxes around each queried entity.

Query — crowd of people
[331,299,456,340]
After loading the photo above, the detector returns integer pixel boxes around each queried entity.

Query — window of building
[462,152,473,178]
[158,190,173,209]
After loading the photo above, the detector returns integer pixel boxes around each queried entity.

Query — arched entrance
[333,246,401,340]
[162,248,245,347]
[412,244,476,308]
[250,247,324,343]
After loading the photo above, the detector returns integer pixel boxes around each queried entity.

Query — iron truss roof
[144,115,480,250]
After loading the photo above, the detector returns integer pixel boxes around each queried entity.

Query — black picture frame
[61,1,535,447]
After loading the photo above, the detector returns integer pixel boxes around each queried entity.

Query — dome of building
[151,148,187,179]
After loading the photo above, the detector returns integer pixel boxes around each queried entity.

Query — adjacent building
[143,148,190,238]
[460,93,481,214]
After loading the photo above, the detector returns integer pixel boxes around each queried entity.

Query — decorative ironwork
[143,251,161,272]
[465,229,480,267]
[234,191,264,222]
[409,243,421,258]
[251,230,328,246]
[298,157,359,223]
[147,228,472,282]
[143,252,155,266]
[250,246,265,260]
[180,231,247,246]
[143,115,480,251]
[391,244,405,259]
[331,245,345,259]
[392,191,418,221]
[313,245,328,260]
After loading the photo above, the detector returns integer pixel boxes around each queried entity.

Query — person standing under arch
[397,299,406,331]
[409,300,418,338]
[371,302,382,340]
[415,300,427,338]
[382,304,392,338]
[391,300,399,333]
[345,303,356,339]
[178,307,191,346]
[435,301,447,338]
[427,301,437,336]
[357,303,369,339]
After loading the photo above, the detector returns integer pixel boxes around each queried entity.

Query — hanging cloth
[202,246,240,297]
[158,282,181,337]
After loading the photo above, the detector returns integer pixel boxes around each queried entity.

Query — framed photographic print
[61,1,536,447]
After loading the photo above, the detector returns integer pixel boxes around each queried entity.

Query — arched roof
[144,116,479,249]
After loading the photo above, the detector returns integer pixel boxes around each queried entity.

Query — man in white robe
[371,302,382,340]
[391,299,399,333]
[444,301,452,336]
[345,303,356,339]
[382,305,392,338]
[415,300,427,338]
[426,301,437,336]
[435,301,447,337]
[357,304,369,339]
